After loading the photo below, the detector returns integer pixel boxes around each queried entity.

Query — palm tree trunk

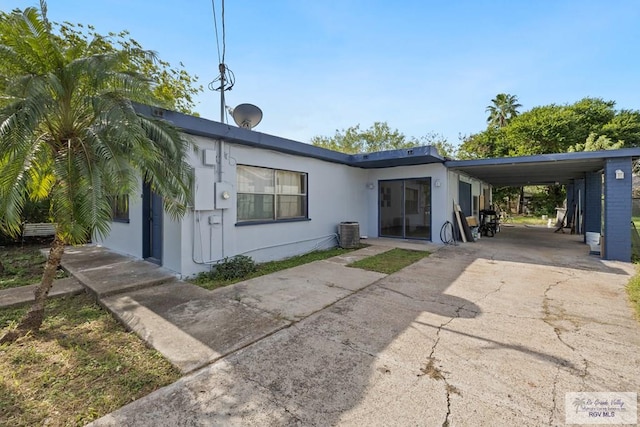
[0,235,65,344]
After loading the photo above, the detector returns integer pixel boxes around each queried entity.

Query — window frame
[111,194,130,223]
[236,165,309,225]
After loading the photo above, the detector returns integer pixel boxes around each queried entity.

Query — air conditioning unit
[339,222,360,248]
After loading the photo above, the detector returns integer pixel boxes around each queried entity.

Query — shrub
[212,255,256,280]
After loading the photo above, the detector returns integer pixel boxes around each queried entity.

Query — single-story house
[98,106,640,277]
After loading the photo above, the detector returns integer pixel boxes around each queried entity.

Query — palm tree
[0,3,193,343]
[486,93,522,128]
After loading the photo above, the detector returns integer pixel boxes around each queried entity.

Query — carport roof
[445,149,640,187]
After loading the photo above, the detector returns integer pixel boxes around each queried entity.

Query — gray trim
[134,104,444,169]
[235,218,312,227]
[351,146,444,168]
[446,149,640,168]
[135,103,640,185]
[446,149,640,187]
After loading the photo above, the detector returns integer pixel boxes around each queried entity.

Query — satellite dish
[231,103,263,129]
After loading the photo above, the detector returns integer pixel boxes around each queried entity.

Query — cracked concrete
[84,227,639,426]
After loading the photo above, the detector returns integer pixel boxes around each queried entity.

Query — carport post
[566,182,575,228]
[603,157,632,261]
[584,172,602,239]
[575,178,585,234]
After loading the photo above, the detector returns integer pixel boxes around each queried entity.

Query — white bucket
[586,232,600,245]
[586,232,601,255]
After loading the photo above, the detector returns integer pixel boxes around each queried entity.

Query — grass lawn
[0,244,66,290]
[508,215,549,226]
[347,248,430,274]
[628,268,640,321]
[189,246,364,290]
[0,294,181,426]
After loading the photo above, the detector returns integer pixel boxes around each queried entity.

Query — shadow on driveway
[88,226,639,426]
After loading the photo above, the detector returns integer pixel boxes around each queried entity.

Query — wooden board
[466,216,479,227]
[456,204,475,242]
[453,202,467,243]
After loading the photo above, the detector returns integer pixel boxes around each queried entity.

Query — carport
[445,148,640,262]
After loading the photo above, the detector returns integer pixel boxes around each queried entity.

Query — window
[237,165,307,222]
[111,195,129,223]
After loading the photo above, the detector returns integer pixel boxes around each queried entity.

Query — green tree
[311,122,412,154]
[311,122,453,155]
[486,93,522,128]
[53,22,203,115]
[0,4,194,343]
[504,98,623,156]
[457,127,509,159]
[600,110,640,147]
[463,97,636,159]
[410,132,457,158]
[463,96,639,215]
[503,104,578,155]
[568,132,624,152]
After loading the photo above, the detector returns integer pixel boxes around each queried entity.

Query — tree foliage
[461,97,640,159]
[0,2,195,340]
[56,23,203,115]
[486,93,522,128]
[311,121,455,157]
[0,8,203,114]
[464,96,638,215]
[568,133,624,152]
[311,122,411,154]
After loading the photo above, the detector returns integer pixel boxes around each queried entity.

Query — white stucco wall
[364,163,450,242]
[97,180,144,259]
[98,132,490,276]
[448,170,491,221]
[178,136,369,277]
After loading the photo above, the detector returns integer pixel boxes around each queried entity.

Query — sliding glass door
[379,178,431,240]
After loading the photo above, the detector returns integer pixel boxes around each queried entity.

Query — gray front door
[143,183,163,265]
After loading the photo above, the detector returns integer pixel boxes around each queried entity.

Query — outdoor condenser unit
[339,222,360,249]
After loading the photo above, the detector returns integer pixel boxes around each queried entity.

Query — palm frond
[0,4,194,241]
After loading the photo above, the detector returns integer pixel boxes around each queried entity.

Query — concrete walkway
[3,228,639,425]
[0,277,84,308]
[87,227,639,426]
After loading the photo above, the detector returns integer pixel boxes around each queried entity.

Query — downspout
[218,61,226,259]
[218,138,225,259]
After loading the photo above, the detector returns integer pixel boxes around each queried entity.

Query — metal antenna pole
[219,63,226,123]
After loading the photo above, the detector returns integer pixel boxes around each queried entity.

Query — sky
[2,1,640,147]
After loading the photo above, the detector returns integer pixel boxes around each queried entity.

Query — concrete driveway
[89,227,640,426]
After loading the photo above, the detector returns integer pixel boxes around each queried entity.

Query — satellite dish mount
[231,103,263,130]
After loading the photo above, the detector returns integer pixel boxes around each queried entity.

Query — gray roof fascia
[445,148,640,169]
[349,145,445,168]
[134,104,351,165]
[135,104,446,169]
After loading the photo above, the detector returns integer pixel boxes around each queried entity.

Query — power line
[208,0,234,123]
[208,0,235,94]
[210,0,221,64]
[221,0,226,63]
